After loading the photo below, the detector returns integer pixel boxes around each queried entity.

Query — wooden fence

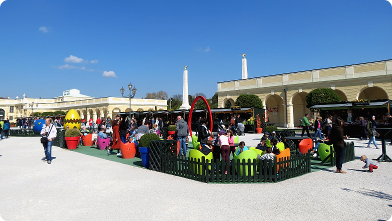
[151,140,311,183]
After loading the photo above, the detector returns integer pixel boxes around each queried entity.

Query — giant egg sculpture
[33,119,46,132]
[64,109,81,130]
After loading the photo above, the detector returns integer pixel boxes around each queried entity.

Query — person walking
[2,120,10,139]
[359,117,368,140]
[176,115,189,157]
[313,117,323,140]
[40,118,57,164]
[329,118,348,173]
[0,120,3,139]
[367,116,379,149]
[301,113,311,137]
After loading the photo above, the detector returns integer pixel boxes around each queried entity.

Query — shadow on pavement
[342,188,392,201]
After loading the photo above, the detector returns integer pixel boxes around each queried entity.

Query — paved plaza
[0,135,391,221]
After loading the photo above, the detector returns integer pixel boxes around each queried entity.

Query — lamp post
[28,102,38,117]
[120,83,137,124]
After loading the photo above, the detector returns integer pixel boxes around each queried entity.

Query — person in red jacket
[108,119,121,155]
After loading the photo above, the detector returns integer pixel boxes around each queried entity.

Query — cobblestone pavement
[0,136,391,221]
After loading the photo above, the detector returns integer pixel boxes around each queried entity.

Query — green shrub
[265,126,278,134]
[168,125,176,131]
[139,133,160,148]
[65,128,81,137]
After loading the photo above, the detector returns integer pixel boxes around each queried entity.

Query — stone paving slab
[0,136,391,221]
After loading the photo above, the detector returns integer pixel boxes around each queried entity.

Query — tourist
[89,118,93,131]
[301,113,311,137]
[98,127,107,139]
[200,140,213,156]
[108,119,120,155]
[313,117,323,140]
[227,130,235,157]
[197,118,210,146]
[176,115,189,157]
[235,141,248,156]
[329,118,348,173]
[112,115,120,127]
[2,120,10,139]
[106,117,111,129]
[270,131,280,142]
[119,117,128,144]
[325,115,333,136]
[367,116,379,149]
[359,116,368,140]
[360,155,378,172]
[262,131,270,140]
[256,137,267,151]
[0,120,3,139]
[270,138,280,155]
[40,118,57,164]
[257,147,275,161]
[218,131,230,174]
[96,117,101,126]
[136,121,150,141]
[99,119,106,131]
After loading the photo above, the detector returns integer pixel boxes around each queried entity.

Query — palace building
[0,89,167,122]
[217,59,392,127]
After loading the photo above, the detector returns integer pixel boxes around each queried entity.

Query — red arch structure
[188,96,213,137]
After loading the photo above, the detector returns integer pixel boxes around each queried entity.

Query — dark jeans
[42,140,53,161]
[335,145,345,170]
[301,126,310,137]
[120,135,127,144]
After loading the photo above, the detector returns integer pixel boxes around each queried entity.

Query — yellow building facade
[0,89,167,122]
[217,59,392,127]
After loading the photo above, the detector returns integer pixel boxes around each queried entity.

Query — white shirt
[219,135,229,146]
[40,123,57,140]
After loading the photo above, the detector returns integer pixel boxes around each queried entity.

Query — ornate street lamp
[120,82,137,124]
[28,102,38,117]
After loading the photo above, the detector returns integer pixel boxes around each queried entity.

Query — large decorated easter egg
[64,109,81,129]
[33,119,46,131]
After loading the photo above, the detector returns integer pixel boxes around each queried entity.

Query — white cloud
[205,46,211,52]
[65,55,84,63]
[39,26,48,33]
[58,64,92,71]
[103,71,116,78]
[90,60,98,63]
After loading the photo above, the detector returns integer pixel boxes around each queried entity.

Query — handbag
[41,124,53,143]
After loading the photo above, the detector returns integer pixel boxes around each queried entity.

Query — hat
[219,130,226,135]
[264,132,269,135]
[272,131,276,134]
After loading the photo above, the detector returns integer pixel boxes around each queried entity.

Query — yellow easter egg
[64,109,81,130]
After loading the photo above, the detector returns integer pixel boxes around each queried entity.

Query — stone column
[287,104,294,128]
[242,57,248,79]
[179,66,191,110]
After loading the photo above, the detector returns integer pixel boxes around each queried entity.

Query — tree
[305,88,341,108]
[210,93,218,109]
[225,100,232,108]
[235,94,263,108]
[145,91,168,100]
[167,94,182,110]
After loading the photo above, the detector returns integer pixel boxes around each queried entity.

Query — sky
[1,0,392,100]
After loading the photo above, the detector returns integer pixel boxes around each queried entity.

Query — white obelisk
[179,66,191,110]
[242,53,248,79]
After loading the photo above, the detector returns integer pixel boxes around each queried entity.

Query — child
[360,155,378,172]
[256,138,267,151]
[257,147,275,161]
[200,140,213,155]
[235,141,249,156]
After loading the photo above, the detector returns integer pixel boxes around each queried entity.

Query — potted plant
[138,133,160,168]
[65,128,81,150]
[255,114,263,134]
[168,125,176,136]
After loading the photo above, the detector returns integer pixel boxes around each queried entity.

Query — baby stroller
[237,123,245,136]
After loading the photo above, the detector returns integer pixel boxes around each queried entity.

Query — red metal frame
[188,96,213,137]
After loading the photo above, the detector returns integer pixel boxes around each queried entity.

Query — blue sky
[1,0,392,100]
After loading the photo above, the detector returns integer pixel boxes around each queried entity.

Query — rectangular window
[9,116,13,121]
[10,106,14,113]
